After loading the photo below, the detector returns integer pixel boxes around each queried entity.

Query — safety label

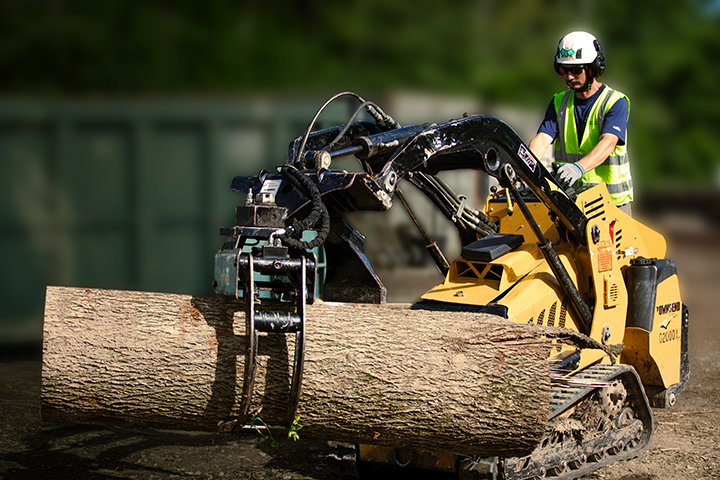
[597,241,613,272]
[517,144,537,172]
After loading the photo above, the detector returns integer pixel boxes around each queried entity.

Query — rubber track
[502,363,654,480]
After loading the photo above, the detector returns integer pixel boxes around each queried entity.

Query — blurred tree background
[1,0,719,187]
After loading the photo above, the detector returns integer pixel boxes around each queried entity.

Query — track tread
[504,363,654,480]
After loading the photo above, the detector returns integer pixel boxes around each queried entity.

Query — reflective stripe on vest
[580,179,634,195]
[554,86,633,206]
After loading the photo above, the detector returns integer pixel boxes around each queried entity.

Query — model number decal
[659,329,680,344]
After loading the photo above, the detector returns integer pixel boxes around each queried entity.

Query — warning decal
[598,241,613,272]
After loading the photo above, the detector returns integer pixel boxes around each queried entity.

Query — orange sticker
[598,241,612,272]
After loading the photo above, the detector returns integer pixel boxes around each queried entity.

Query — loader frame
[214,94,689,479]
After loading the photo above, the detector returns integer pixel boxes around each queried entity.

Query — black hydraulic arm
[370,115,588,243]
[501,164,593,335]
[277,114,587,245]
[225,112,592,308]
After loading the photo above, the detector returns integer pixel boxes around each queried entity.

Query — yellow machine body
[228,106,688,476]
[422,184,682,389]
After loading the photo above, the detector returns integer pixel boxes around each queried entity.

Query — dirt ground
[1,214,719,480]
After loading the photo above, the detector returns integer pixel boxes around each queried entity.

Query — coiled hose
[278,165,330,250]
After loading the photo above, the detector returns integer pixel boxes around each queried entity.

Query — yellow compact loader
[213,93,689,479]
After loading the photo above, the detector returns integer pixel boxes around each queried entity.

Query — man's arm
[576,133,619,172]
[528,132,554,160]
[551,133,621,188]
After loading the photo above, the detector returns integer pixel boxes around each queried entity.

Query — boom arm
[351,114,593,330]
[225,112,591,306]
[374,115,588,243]
[287,114,587,242]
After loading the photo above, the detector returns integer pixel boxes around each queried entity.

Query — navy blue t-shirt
[537,84,628,146]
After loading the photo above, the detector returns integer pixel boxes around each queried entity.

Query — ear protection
[589,39,605,78]
[553,37,606,77]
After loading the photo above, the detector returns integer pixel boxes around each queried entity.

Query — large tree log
[42,286,560,457]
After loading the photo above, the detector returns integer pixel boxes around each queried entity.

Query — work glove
[554,162,585,188]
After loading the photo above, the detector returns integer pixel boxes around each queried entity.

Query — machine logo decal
[658,303,681,343]
[517,144,537,172]
[657,301,681,318]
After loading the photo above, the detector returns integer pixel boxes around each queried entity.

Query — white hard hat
[554,31,605,76]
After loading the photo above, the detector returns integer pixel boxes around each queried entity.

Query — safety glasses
[559,65,586,76]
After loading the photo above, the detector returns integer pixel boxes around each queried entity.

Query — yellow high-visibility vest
[553,86,633,206]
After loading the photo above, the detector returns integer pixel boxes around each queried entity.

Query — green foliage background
[2,0,719,187]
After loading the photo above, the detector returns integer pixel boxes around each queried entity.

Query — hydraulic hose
[423,173,498,234]
[278,166,330,250]
[294,91,400,165]
[407,173,498,238]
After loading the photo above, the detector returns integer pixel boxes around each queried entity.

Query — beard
[566,76,591,92]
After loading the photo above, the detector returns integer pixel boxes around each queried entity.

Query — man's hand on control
[555,163,585,188]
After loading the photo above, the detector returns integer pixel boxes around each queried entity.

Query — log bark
[42,286,557,457]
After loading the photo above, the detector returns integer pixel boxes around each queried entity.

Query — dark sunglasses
[560,65,586,76]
